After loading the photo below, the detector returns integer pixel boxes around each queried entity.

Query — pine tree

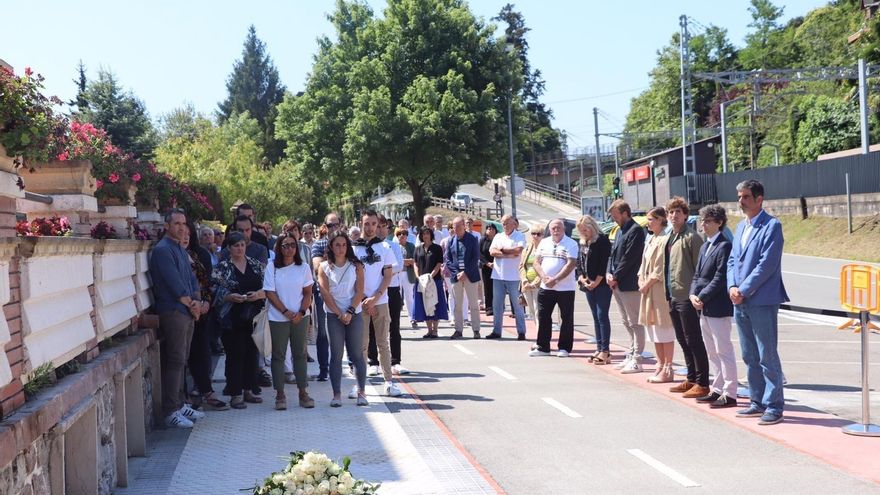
[218,25,287,165]
[69,60,89,114]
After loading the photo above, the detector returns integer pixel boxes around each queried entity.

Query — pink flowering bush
[16,216,72,237]
[89,221,118,240]
[0,66,67,168]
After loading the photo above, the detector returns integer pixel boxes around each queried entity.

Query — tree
[795,94,861,162]
[160,103,208,141]
[218,25,286,165]
[69,60,88,113]
[276,0,518,224]
[493,4,561,159]
[78,69,159,159]
[154,112,312,225]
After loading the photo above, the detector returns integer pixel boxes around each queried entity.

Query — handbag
[251,305,271,358]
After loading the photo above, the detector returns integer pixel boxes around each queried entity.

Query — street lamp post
[505,39,517,218]
[720,96,745,173]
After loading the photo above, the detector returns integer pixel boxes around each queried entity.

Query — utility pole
[679,15,696,203]
[593,107,601,194]
[859,58,870,154]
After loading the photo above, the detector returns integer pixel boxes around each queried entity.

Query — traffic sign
[550,167,558,176]
[840,264,880,314]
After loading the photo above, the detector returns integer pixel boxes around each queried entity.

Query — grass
[728,213,880,263]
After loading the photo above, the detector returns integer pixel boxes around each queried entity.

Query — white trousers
[700,314,737,397]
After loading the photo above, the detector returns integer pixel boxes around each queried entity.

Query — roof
[620,134,721,169]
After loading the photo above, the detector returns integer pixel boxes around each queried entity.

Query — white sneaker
[557,350,570,358]
[165,411,193,429]
[392,364,410,375]
[552,323,560,331]
[179,403,206,420]
[614,355,632,370]
[620,360,643,374]
[528,349,551,357]
[347,366,356,379]
[348,385,359,399]
[368,365,380,376]
[385,381,403,397]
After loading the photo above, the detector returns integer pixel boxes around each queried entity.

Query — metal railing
[520,178,580,208]
[429,197,502,219]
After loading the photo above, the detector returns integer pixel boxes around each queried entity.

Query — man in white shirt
[353,210,402,397]
[368,216,409,376]
[529,219,579,357]
[487,215,527,340]
[433,214,450,243]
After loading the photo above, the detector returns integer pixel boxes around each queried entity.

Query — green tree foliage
[154,112,312,226]
[794,94,861,162]
[77,69,159,160]
[218,25,286,166]
[493,4,561,159]
[276,0,518,224]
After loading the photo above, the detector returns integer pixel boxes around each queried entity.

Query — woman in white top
[318,232,367,407]
[264,233,315,410]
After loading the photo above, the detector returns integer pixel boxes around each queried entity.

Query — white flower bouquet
[252,451,380,495]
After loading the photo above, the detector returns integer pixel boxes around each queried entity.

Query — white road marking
[488,366,517,381]
[782,270,837,280]
[541,397,582,418]
[627,449,700,488]
[453,344,474,356]
[777,361,879,366]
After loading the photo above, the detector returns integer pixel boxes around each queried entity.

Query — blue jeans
[492,279,526,335]
[735,302,784,414]
[313,291,329,377]
[585,284,612,352]
[327,312,365,395]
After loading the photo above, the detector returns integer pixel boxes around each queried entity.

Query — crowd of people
[150,178,789,429]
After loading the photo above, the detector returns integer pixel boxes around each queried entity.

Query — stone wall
[719,192,880,219]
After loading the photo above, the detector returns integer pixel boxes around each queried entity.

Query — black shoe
[450,332,463,340]
[258,370,272,387]
[484,333,502,339]
[251,386,262,396]
[517,334,526,341]
[710,396,738,409]
[695,391,721,403]
[307,355,315,363]
[485,310,493,316]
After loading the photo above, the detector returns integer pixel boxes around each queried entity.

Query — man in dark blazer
[605,199,646,371]
[690,204,737,408]
[727,179,789,425]
[445,216,482,339]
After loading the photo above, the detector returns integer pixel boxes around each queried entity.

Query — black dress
[479,236,495,313]
[222,262,264,396]
[413,243,448,321]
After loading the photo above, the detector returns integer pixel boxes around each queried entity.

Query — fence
[429,197,501,219]
[520,178,580,208]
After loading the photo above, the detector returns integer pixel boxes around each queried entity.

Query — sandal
[592,351,611,365]
[203,392,230,411]
[275,393,287,411]
[243,391,263,404]
[229,395,247,409]
[587,351,601,363]
[299,391,315,409]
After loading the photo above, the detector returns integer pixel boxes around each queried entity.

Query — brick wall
[1,255,24,417]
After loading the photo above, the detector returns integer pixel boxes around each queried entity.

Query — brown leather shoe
[668,380,693,393]
[682,385,711,399]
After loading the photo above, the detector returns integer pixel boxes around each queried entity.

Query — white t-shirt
[536,235,579,291]
[386,240,404,288]
[353,239,396,305]
[321,260,361,314]
[490,230,526,281]
[262,262,314,322]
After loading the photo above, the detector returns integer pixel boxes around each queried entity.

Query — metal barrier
[520,177,580,208]
[429,197,501,220]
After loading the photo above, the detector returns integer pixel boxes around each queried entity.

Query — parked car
[450,192,473,210]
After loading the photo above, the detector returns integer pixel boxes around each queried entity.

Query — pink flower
[56,151,70,161]
[24,67,33,77]
[95,179,104,189]
[131,173,142,183]
[109,173,119,183]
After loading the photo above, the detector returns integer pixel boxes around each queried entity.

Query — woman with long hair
[264,232,315,410]
[317,232,368,406]
[639,207,675,383]
[519,224,544,321]
[575,215,613,365]
[212,231,266,409]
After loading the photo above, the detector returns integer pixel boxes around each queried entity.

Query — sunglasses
[327,223,339,228]
[531,232,543,236]
[281,243,298,250]
[396,232,407,236]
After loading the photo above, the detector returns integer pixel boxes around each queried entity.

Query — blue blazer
[444,232,481,283]
[691,236,734,317]
[726,210,789,306]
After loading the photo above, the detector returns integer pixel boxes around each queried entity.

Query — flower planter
[22,159,95,196]
[98,184,136,207]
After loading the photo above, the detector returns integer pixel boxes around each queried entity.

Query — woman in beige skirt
[638,207,676,383]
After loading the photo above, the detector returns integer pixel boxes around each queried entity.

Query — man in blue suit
[727,180,789,425]
[446,216,482,339]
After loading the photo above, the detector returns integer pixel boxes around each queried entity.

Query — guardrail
[520,177,580,208]
[429,197,502,220]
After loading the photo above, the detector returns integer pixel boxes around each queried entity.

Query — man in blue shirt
[149,208,205,429]
[727,180,789,425]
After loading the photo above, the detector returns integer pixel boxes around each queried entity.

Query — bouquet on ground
[252,451,380,495]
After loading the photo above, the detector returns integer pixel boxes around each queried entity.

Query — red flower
[56,151,70,161]
[24,67,33,77]
[131,173,142,183]
[95,179,104,189]
[109,172,119,183]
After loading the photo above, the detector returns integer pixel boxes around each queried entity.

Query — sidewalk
[116,334,499,495]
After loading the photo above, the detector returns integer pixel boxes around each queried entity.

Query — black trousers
[536,289,575,353]
[669,299,710,386]
[187,316,214,395]
[221,323,258,396]
[369,287,402,366]
[481,266,494,312]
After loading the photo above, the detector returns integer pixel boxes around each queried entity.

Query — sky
[5,0,833,149]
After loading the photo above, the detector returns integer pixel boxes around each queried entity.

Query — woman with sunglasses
[318,232,367,406]
[519,225,545,321]
[264,232,315,410]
